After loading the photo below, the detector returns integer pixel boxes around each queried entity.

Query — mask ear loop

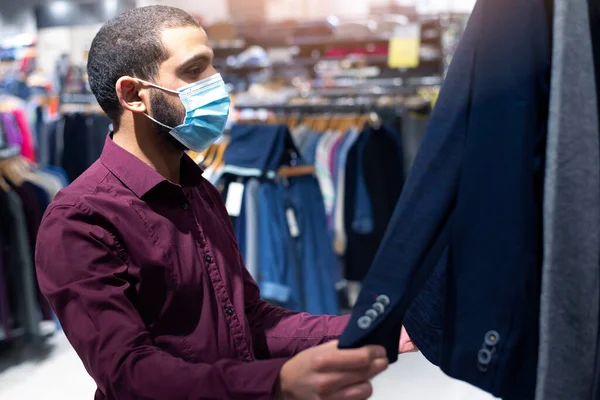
[135,78,180,95]
[143,113,175,131]
[135,78,180,130]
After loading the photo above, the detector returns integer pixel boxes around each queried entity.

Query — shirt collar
[100,134,204,199]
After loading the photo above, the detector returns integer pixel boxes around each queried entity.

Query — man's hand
[399,326,417,354]
[276,340,389,400]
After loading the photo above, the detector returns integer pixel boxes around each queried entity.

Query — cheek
[176,100,186,116]
[171,100,186,123]
[162,94,184,117]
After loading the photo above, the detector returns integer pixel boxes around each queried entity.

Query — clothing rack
[236,103,407,115]
[0,97,68,343]
[207,114,410,312]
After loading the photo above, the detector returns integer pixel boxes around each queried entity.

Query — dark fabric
[12,183,48,321]
[12,182,53,321]
[0,192,17,337]
[0,190,40,337]
[87,114,112,162]
[343,139,359,270]
[61,114,90,182]
[589,1,600,398]
[13,183,44,252]
[339,0,552,398]
[36,135,350,400]
[226,124,294,172]
[590,0,600,133]
[61,114,111,182]
[344,124,404,281]
[39,118,62,167]
[0,230,12,339]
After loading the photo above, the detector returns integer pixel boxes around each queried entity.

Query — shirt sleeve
[242,260,350,359]
[36,205,286,400]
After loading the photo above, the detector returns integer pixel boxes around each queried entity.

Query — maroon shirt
[36,136,349,400]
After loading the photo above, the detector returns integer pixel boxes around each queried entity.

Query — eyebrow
[177,51,213,72]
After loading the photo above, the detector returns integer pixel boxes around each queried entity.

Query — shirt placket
[182,186,254,362]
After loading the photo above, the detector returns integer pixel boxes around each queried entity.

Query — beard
[149,89,188,152]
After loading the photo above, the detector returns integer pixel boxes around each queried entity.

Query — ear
[116,76,147,114]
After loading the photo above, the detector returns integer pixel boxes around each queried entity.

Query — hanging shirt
[13,108,35,162]
[1,113,21,148]
[351,128,375,235]
[35,135,350,400]
[333,128,360,255]
[301,131,322,165]
[314,133,338,218]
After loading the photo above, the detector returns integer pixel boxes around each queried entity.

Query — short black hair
[87,6,201,129]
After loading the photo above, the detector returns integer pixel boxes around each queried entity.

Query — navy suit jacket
[339,0,552,398]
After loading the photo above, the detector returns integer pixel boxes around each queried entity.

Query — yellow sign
[388,24,421,69]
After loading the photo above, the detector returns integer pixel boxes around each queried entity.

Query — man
[35,6,413,400]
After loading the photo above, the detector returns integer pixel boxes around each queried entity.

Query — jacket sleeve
[242,262,350,359]
[36,205,286,400]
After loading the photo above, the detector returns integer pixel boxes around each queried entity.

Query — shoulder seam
[44,170,112,218]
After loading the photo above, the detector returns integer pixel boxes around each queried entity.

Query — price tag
[225,182,245,217]
[286,208,300,238]
[388,24,421,69]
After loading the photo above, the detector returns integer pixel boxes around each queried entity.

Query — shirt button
[484,330,500,346]
[181,202,189,210]
[225,307,234,316]
[204,254,212,263]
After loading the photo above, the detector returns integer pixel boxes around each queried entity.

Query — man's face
[147,26,216,145]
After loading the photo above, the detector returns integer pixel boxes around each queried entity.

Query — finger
[399,326,419,354]
[366,358,389,379]
[325,382,374,400]
[317,358,389,395]
[314,345,387,372]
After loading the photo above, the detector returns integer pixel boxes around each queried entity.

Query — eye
[188,67,202,76]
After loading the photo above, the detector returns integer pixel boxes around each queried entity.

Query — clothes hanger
[288,113,301,128]
[314,116,326,133]
[356,114,372,130]
[210,139,229,170]
[278,164,315,177]
[303,115,316,131]
[0,156,31,187]
[202,144,219,167]
[320,114,334,132]
[187,150,204,165]
[325,115,339,132]
[338,115,356,134]
[305,116,315,130]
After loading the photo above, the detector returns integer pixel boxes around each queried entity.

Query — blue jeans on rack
[286,174,340,316]
[257,182,302,310]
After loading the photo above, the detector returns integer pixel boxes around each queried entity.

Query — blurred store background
[0,0,496,398]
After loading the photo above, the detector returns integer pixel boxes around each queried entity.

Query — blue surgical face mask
[137,73,231,152]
